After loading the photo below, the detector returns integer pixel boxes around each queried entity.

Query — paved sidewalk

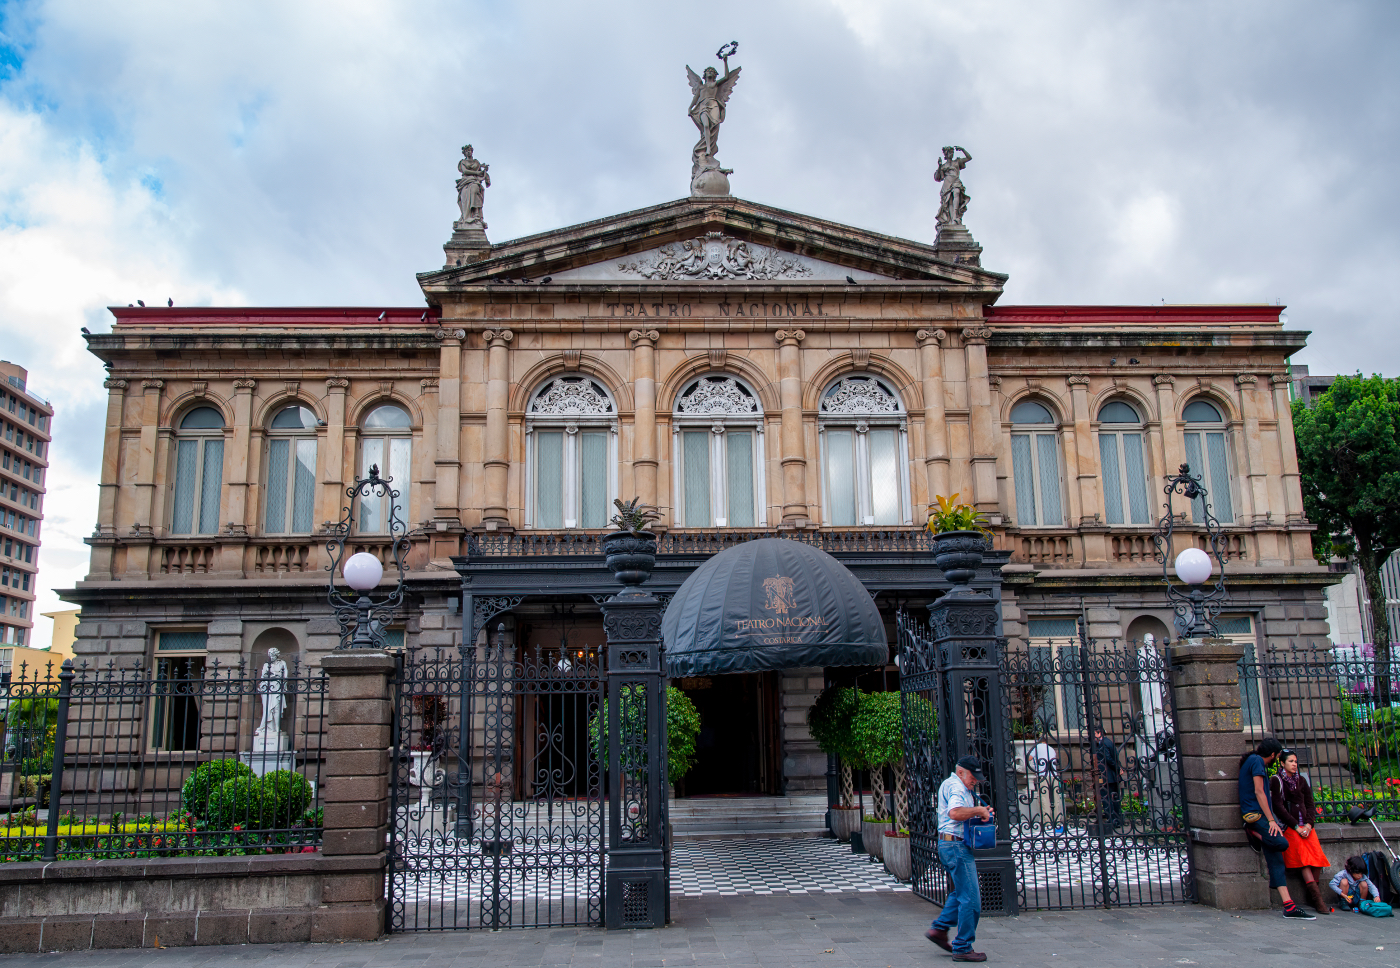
[1,896,1396,967]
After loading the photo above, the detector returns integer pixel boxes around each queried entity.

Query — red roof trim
[109,307,439,326]
[986,305,1284,325]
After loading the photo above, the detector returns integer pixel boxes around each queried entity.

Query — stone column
[1271,374,1305,526]
[1066,375,1099,525]
[917,329,950,500]
[433,329,466,527]
[775,329,808,526]
[630,329,660,511]
[218,379,256,575]
[962,326,999,511]
[1169,638,1259,909]
[317,379,349,531]
[316,650,395,941]
[482,329,514,527]
[1154,375,1182,485]
[121,379,163,578]
[1236,374,1269,525]
[89,379,128,580]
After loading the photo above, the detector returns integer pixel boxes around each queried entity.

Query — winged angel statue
[687,43,741,190]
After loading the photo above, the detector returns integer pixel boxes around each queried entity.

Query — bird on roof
[167,298,173,307]
[80,327,90,335]
[137,299,145,307]
[845,276,856,285]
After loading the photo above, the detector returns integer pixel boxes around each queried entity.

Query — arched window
[1182,399,1234,523]
[672,376,764,528]
[1009,399,1064,527]
[265,405,318,534]
[526,377,616,529]
[1097,400,1151,525]
[359,404,411,533]
[171,407,225,535]
[818,376,909,526]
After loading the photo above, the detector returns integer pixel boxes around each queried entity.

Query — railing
[250,542,313,574]
[160,543,217,574]
[1015,531,1079,566]
[1238,647,1399,822]
[466,527,937,557]
[0,658,327,861]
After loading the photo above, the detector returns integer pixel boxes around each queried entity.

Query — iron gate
[899,613,1193,912]
[387,630,605,931]
[1001,628,1193,909]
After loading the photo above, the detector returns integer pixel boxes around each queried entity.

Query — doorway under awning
[661,538,889,676]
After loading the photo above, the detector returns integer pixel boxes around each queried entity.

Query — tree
[1293,374,1400,701]
[807,687,865,808]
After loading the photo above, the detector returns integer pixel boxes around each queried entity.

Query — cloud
[1,0,1398,644]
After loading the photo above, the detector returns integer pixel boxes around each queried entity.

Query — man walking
[1093,728,1122,831]
[926,755,992,962]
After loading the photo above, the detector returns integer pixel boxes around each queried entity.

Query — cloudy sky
[1,0,1396,646]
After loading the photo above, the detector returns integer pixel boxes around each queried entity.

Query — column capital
[1270,373,1291,386]
[1066,374,1091,389]
[420,378,440,392]
[434,327,467,341]
[1153,374,1177,387]
[961,325,993,344]
[325,377,350,391]
[628,329,660,343]
[141,379,164,391]
[232,378,257,391]
[1235,373,1258,386]
[774,329,805,344]
[915,328,947,343]
[987,375,1002,392]
[482,328,514,346]
[103,379,129,391]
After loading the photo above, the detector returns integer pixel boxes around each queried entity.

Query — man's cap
[955,755,985,780]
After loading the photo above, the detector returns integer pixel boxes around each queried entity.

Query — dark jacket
[1268,772,1316,829]
[1095,735,1121,787]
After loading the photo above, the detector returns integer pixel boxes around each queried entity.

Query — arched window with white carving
[672,376,765,528]
[817,376,910,526]
[525,376,618,529]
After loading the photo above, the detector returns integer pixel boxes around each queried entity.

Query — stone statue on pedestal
[455,144,490,229]
[935,145,972,227]
[686,42,741,197]
[254,647,289,752]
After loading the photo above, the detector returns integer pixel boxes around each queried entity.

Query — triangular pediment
[418,196,1006,298]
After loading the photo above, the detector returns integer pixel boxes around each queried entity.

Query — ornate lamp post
[326,464,408,649]
[1153,463,1230,639]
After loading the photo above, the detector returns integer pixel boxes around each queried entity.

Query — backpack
[1360,899,1393,918]
[1366,852,1395,905]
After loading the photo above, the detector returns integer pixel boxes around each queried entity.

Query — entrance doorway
[676,672,781,796]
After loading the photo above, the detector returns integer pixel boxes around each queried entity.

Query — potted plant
[603,497,662,587]
[925,493,991,585]
[807,686,865,841]
[883,826,912,881]
[853,690,905,862]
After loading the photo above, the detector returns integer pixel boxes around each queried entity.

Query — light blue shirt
[937,773,976,836]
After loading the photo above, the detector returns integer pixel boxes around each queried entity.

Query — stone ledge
[1191,822,1400,846]
[0,850,384,885]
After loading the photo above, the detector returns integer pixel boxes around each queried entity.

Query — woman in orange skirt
[1270,749,1331,913]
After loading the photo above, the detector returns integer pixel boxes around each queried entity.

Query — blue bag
[962,793,996,850]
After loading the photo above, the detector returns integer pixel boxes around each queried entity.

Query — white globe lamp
[1173,548,1212,586]
[343,552,384,592]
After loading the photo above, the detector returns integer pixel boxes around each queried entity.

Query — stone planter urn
[932,530,988,585]
[862,818,889,860]
[602,530,658,587]
[830,806,860,842]
[883,832,911,881]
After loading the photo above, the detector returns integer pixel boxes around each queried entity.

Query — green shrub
[261,770,313,827]
[589,685,702,782]
[807,686,865,769]
[182,759,254,819]
[853,691,905,771]
[206,775,266,830]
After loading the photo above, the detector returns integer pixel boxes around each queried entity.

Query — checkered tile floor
[671,837,911,897]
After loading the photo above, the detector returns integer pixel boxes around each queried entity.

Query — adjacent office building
[0,362,52,649]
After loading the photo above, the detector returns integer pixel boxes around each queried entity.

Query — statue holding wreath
[687,42,741,196]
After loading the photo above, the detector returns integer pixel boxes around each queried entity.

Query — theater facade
[68,173,1328,797]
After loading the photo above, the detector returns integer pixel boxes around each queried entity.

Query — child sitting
[1330,856,1376,911]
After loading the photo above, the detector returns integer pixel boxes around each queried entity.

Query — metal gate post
[601,583,667,929]
[928,581,1018,916]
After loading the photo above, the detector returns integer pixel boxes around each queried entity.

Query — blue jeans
[932,840,980,952]
[1245,816,1288,889]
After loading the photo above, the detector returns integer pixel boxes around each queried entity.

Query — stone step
[668,796,829,840]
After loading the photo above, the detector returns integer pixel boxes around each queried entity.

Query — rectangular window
[265,439,289,533]
[1012,433,1064,527]
[357,438,410,533]
[199,439,223,533]
[868,429,900,525]
[171,439,199,534]
[726,431,755,527]
[682,431,711,527]
[535,431,563,529]
[579,432,608,529]
[1027,618,1083,735]
[151,631,208,752]
[20,571,29,591]
[1183,431,1235,524]
[1216,615,1264,729]
[23,544,31,563]
[825,430,856,527]
[265,438,318,534]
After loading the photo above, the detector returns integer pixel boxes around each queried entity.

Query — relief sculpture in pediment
[617,233,813,281]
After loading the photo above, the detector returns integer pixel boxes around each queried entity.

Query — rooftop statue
[455,144,490,229]
[935,145,972,227]
[687,42,741,196]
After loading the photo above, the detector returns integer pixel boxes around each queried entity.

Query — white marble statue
[254,647,289,750]
[455,144,490,228]
[935,145,972,226]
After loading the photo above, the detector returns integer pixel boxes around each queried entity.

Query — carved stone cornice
[628,329,660,344]
[961,326,993,343]
[915,328,947,344]
[232,379,257,391]
[103,379,129,391]
[482,329,514,346]
[141,379,164,391]
[774,329,806,345]
[1235,373,1258,386]
[1153,375,1176,387]
[434,327,467,341]
[325,378,349,391]
[1066,375,1091,389]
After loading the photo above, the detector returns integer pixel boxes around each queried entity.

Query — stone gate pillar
[601,578,667,928]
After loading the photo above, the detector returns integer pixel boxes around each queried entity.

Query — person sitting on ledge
[1239,737,1315,919]
[1269,749,1331,914]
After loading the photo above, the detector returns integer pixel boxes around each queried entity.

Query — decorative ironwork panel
[1000,634,1193,910]
[387,634,605,931]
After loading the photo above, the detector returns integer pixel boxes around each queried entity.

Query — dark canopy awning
[661,538,889,677]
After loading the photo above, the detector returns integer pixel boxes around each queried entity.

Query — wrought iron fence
[1238,646,1400,822]
[0,658,327,861]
